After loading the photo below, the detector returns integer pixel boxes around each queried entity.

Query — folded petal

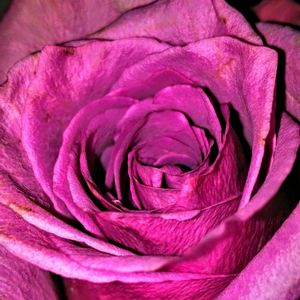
[94,0,261,45]
[0,245,58,300]
[95,195,240,255]
[64,274,235,300]
[163,113,299,275]
[111,37,278,207]
[0,0,155,82]
[13,38,167,215]
[257,23,300,120]
[218,202,300,300]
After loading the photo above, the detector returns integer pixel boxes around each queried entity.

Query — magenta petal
[112,37,278,207]
[164,113,299,275]
[219,202,300,300]
[257,23,300,120]
[64,274,235,300]
[0,0,155,82]
[94,0,261,45]
[95,195,240,255]
[16,39,167,215]
[0,245,58,300]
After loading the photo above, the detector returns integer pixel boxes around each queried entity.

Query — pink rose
[0,1,299,299]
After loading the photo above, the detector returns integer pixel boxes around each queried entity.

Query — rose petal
[0,0,156,82]
[0,201,204,283]
[64,274,235,300]
[95,194,240,255]
[16,39,167,215]
[0,245,58,300]
[163,113,299,275]
[94,0,261,45]
[218,202,300,300]
[257,23,300,120]
[53,96,135,232]
[112,37,278,207]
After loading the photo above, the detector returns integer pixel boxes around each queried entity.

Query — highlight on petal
[218,202,300,300]
[0,0,156,82]
[0,245,58,300]
[257,23,300,120]
[94,0,261,45]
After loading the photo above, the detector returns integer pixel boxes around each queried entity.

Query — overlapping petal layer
[0,0,156,82]
[257,23,300,120]
[0,245,57,300]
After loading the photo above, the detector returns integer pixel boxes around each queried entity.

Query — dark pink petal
[0,245,58,300]
[164,113,299,275]
[16,39,167,215]
[112,38,278,207]
[95,195,240,255]
[219,202,300,300]
[53,96,135,232]
[0,0,155,82]
[253,0,300,26]
[94,0,261,45]
[257,23,300,120]
[0,201,198,282]
[128,122,246,211]
[64,275,235,300]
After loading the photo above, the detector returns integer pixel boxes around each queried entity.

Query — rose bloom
[0,1,299,299]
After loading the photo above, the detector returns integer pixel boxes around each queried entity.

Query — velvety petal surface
[111,37,278,207]
[64,274,235,300]
[163,113,299,275]
[0,245,58,300]
[18,39,167,215]
[0,0,156,82]
[257,23,300,120]
[94,0,262,45]
[95,194,241,255]
[218,202,300,300]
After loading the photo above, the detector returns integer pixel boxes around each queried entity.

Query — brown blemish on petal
[296,35,300,46]
[216,58,235,80]
[220,16,227,24]
[63,47,75,56]
[8,203,33,215]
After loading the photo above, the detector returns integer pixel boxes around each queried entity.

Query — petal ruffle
[0,0,156,82]
[94,0,261,45]
[15,38,167,215]
[111,37,278,207]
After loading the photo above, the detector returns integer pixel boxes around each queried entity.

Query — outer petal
[94,0,262,45]
[218,202,300,300]
[0,0,155,82]
[257,23,300,120]
[17,38,167,215]
[0,245,58,300]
